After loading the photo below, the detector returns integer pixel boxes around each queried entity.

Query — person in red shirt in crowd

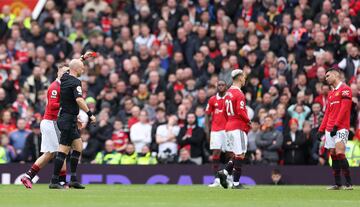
[205,80,227,187]
[217,69,251,190]
[318,68,353,190]
[112,119,129,153]
[21,64,69,189]
[0,110,16,133]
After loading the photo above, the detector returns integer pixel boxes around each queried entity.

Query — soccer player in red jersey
[205,80,227,187]
[318,68,353,190]
[21,65,69,189]
[217,69,251,189]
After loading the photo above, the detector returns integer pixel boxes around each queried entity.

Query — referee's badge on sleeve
[77,86,82,95]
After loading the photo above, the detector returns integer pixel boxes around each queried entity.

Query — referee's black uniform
[57,72,82,146]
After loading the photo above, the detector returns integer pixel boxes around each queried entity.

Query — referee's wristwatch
[86,110,93,118]
[80,55,85,62]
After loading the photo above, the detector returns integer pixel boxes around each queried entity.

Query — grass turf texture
[0,185,359,207]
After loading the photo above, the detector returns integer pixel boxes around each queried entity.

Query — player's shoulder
[340,83,351,90]
[208,95,216,102]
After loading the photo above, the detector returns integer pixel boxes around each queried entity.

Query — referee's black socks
[70,150,81,182]
[51,152,67,184]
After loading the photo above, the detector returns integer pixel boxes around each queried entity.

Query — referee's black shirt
[59,72,82,116]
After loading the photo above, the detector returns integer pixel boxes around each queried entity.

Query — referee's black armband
[86,110,93,117]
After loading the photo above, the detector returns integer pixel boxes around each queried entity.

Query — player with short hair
[21,64,69,189]
[217,69,251,189]
[49,52,96,189]
[205,80,228,187]
[318,68,353,190]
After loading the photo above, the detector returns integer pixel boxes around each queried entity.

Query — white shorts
[210,130,227,151]
[40,119,61,153]
[225,129,248,155]
[324,129,349,149]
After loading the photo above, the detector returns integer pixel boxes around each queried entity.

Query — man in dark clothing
[256,116,283,165]
[21,123,42,163]
[283,119,306,165]
[177,113,206,165]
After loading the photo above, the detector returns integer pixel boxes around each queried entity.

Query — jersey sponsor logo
[342,90,350,96]
[215,109,223,114]
[330,100,340,106]
[51,90,57,98]
[77,86,82,95]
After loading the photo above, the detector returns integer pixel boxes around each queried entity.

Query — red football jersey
[223,86,250,133]
[205,93,226,131]
[43,80,61,120]
[319,82,352,132]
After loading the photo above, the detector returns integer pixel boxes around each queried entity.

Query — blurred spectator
[119,143,137,165]
[92,140,120,164]
[89,110,113,145]
[81,129,100,163]
[137,145,157,165]
[178,148,196,165]
[0,110,16,133]
[20,122,41,163]
[283,119,307,165]
[9,118,31,158]
[269,169,285,185]
[111,120,129,153]
[247,118,261,159]
[177,113,206,165]
[0,134,16,163]
[130,110,151,152]
[256,116,283,165]
[156,115,180,163]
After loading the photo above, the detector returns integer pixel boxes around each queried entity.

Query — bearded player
[318,68,353,190]
[21,64,69,189]
[205,80,228,187]
[217,69,251,189]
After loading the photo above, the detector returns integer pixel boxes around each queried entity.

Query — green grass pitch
[0,185,359,207]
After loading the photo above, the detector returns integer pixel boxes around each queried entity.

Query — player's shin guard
[232,158,243,186]
[51,152,66,184]
[70,150,81,182]
[26,164,40,180]
[212,154,220,175]
[331,154,341,186]
[337,153,352,186]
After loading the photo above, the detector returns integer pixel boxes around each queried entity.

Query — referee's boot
[69,181,85,189]
[49,183,65,189]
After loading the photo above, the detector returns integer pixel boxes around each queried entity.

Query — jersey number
[225,100,234,116]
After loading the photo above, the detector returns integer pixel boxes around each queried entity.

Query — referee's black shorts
[57,113,80,146]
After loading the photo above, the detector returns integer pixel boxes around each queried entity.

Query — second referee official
[49,53,96,189]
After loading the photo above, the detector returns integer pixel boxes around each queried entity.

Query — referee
[49,53,96,189]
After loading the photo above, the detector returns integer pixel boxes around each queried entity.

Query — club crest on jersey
[215,103,218,107]
[335,92,339,96]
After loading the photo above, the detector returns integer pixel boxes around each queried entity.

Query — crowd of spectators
[0,0,359,166]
